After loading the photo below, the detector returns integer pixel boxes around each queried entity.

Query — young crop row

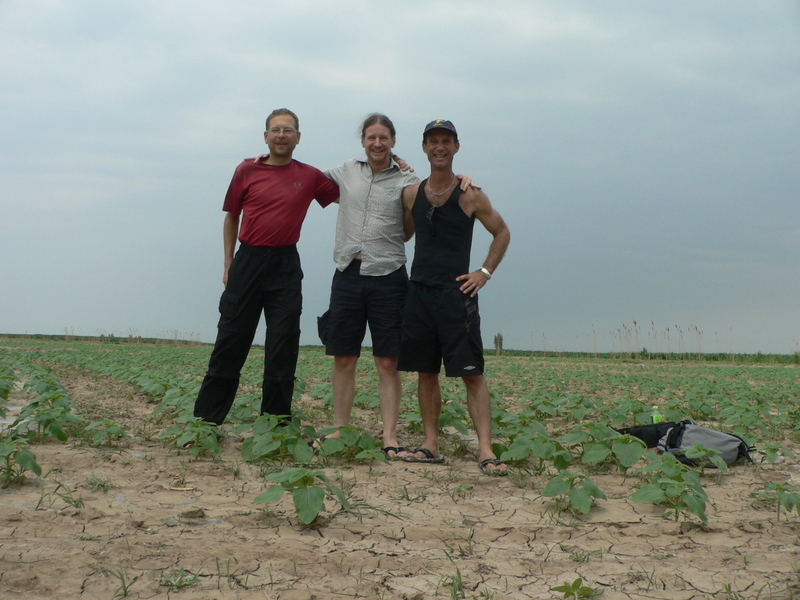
[0,348,131,487]
[1,340,799,526]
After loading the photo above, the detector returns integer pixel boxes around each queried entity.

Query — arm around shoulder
[402,184,419,242]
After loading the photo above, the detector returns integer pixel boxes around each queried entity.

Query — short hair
[360,113,396,139]
[266,108,299,131]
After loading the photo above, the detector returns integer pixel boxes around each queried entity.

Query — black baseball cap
[423,119,458,140]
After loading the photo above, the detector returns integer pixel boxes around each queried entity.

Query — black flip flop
[381,446,406,460]
[479,458,507,476]
[401,447,445,464]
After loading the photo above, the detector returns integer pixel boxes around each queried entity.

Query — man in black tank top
[397,120,511,476]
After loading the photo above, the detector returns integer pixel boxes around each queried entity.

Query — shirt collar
[356,158,399,173]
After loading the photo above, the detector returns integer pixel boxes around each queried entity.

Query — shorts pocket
[317,310,330,345]
[463,295,480,331]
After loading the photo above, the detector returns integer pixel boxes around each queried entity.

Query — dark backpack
[617,422,678,448]
[656,420,753,467]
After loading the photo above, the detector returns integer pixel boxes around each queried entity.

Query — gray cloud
[2,0,799,353]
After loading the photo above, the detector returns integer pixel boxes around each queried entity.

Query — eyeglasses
[426,205,436,236]
[268,127,297,135]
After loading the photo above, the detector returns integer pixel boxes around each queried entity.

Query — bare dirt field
[2,350,800,600]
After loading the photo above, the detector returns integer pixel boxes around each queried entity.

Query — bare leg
[402,372,442,459]
[463,374,506,473]
[374,355,402,454]
[319,355,358,444]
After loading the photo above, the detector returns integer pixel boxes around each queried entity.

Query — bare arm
[401,184,419,242]
[222,212,240,286]
[456,189,510,297]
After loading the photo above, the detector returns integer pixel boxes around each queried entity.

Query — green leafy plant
[500,428,571,472]
[239,414,314,464]
[680,442,729,474]
[160,415,221,457]
[11,389,84,442]
[552,577,604,599]
[559,424,645,473]
[239,414,287,460]
[439,396,471,436]
[0,437,42,487]
[153,386,199,416]
[758,482,800,521]
[85,418,130,447]
[313,425,386,463]
[0,365,16,417]
[253,467,350,525]
[541,469,607,515]
[752,440,792,464]
[631,451,710,523]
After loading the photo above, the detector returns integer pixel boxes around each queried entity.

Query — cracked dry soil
[1,363,800,600]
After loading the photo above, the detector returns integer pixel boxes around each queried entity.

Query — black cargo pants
[193,243,303,424]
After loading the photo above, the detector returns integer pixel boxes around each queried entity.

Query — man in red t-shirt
[194,108,339,424]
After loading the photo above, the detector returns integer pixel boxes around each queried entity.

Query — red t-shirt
[223,159,339,247]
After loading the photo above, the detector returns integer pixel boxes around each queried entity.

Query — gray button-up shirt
[326,158,420,276]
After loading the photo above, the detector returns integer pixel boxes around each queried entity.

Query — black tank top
[410,179,474,287]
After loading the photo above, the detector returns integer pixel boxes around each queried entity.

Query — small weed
[560,544,602,563]
[111,568,141,598]
[158,566,199,591]
[507,470,536,489]
[37,480,84,509]
[722,583,745,599]
[421,466,460,484]
[537,542,558,563]
[448,483,474,504]
[228,459,242,479]
[215,557,249,590]
[87,475,112,493]
[438,553,466,599]
[456,528,476,557]
[396,484,428,503]
[636,567,658,591]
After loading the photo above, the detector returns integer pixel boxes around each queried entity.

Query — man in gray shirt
[316,114,418,458]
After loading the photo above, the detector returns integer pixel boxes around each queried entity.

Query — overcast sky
[2,1,799,355]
